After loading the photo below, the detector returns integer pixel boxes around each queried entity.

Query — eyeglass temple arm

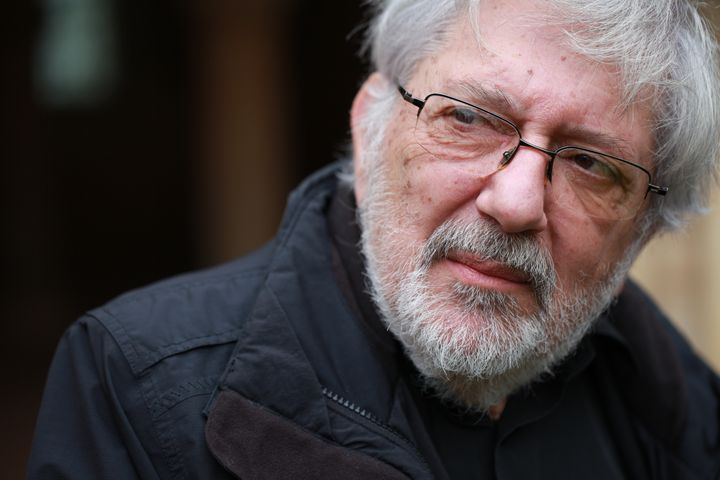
[398,85,425,111]
[648,184,669,196]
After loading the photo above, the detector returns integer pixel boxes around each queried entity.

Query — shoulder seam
[94,306,245,375]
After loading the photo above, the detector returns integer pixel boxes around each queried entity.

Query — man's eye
[451,108,479,125]
[573,153,599,170]
[570,153,617,179]
[572,153,613,176]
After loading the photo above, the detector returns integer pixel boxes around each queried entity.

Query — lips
[445,251,532,285]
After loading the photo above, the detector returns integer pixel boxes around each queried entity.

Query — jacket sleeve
[27,316,160,479]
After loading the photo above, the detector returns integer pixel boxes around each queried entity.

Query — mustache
[420,218,557,308]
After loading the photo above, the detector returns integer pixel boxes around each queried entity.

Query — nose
[474,147,549,233]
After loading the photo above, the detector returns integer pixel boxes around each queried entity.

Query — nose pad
[499,148,516,169]
[502,150,512,165]
[545,158,554,183]
[500,143,555,184]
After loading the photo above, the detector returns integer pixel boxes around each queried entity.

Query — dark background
[2,0,367,476]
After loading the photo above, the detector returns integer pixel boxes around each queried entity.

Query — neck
[487,398,507,421]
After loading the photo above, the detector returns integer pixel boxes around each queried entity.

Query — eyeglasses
[398,85,668,220]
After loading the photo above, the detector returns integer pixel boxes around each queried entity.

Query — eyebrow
[442,79,519,114]
[562,126,634,160]
[440,79,635,160]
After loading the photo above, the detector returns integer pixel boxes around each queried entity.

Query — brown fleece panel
[205,389,410,480]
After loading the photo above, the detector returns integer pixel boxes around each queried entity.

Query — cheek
[398,162,486,232]
[550,214,635,288]
[384,121,405,149]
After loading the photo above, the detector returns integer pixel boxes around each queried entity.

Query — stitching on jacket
[140,372,189,480]
[137,330,244,373]
[87,311,144,375]
[97,306,245,375]
[150,376,219,418]
[89,269,269,375]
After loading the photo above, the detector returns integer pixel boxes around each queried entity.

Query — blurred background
[2,1,718,477]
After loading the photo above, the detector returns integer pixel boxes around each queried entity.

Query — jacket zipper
[321,386,433,477]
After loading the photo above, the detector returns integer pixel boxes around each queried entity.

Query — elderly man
[29,0,720,478]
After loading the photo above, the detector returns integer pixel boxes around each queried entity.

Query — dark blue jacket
[28,163,720,479]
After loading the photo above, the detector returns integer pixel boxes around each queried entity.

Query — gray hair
[356,0,720,232]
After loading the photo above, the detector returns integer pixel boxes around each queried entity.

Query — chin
[371,255,621,413]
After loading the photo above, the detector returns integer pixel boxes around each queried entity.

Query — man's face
[352,0,654,409]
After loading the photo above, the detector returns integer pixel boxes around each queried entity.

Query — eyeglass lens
[414,95,649,220]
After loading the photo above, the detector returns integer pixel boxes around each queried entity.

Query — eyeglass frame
[397,85,669,204]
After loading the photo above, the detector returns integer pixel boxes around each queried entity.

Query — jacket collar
[204,163,430,478]
[206,162,353,433]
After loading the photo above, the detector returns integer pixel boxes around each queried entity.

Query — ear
[350,72,387,205]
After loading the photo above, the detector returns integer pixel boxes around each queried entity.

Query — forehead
[409,0,655,164]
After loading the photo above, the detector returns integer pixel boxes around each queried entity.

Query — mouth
[443,251,533,291]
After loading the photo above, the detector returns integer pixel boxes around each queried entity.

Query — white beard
[357,158,637,412]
